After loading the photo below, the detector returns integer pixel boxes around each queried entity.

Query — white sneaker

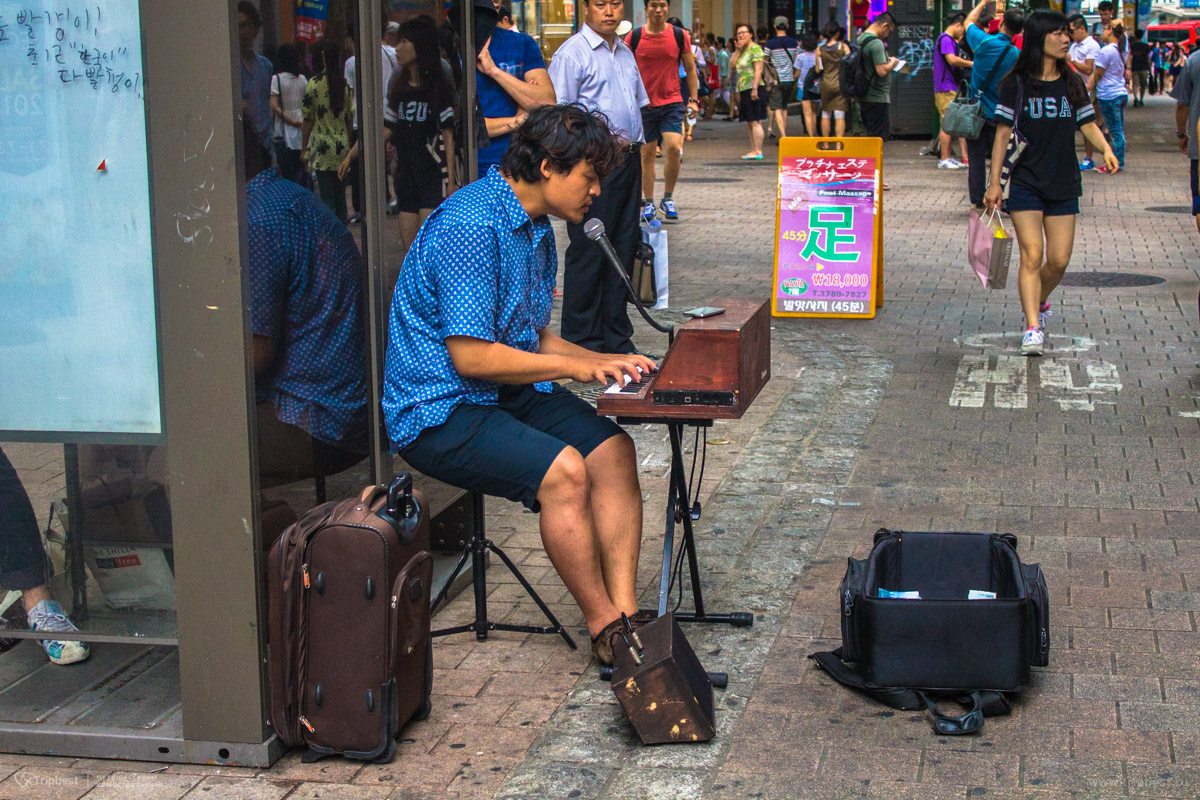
[938,158,967,170]
[27,600,90,665]
[1020,328,1044,357]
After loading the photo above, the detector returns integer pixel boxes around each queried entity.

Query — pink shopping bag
[968,208,1012,289]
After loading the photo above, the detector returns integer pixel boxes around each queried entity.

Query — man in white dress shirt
[549,0,650,355]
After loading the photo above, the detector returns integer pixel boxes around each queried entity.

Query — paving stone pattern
[4,98,1200,799]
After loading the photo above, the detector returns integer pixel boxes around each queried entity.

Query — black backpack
[630,24,686,61]
[839,33,878,100]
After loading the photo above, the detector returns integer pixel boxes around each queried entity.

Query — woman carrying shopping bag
[984,11,1116,356]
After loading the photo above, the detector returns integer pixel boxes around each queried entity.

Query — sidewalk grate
[1144,205,1192,214]
[1058,272,1166,287]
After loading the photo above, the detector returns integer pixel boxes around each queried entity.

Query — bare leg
[803,102,817,136]
[1011,210,1047,330]
[958,137,969,161]
[776,108,788,138]
[745,121,765,156]
[939,129,952,159]
[661,131,683,195]
[22,584,52,612]
[582,434,642,616]
[1039,213,1077,302]
[640,142,657,203]
[536,447,623,638]
[393,208,436,295]
[834,116,846,137]
[399,212,422,257]
[820,113,831,137]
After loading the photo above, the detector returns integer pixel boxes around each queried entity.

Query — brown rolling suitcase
[268,473,433,763]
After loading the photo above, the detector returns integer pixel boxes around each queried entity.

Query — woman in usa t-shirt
[984,11,1117,357]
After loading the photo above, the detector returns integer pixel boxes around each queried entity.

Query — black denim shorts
[399,384,624,511]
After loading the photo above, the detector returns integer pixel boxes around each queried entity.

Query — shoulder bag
[941,43,1014,140]
[997,76,1028,201]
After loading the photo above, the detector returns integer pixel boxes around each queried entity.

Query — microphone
[584,218,674,338]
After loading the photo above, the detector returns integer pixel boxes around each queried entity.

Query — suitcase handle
[376,473,417,529]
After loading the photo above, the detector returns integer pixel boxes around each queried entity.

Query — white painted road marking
[949,355,1028,409]
[949,334,1121,411]
[957,332,1100,355]
[1039,362,1122,411]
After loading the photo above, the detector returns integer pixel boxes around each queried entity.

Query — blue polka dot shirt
[384,167,556,450]
[247,167,369,454]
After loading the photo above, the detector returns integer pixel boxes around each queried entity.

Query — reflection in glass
[243,119,370,500]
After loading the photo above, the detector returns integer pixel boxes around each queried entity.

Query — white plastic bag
[84,545,175,611]
[642,226,669,309]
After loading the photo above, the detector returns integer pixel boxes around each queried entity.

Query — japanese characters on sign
[773,153,879,318]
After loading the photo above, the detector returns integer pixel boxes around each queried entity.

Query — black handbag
[809,529,1049,735]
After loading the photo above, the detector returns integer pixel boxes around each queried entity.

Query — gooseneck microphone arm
[583,218,675,344]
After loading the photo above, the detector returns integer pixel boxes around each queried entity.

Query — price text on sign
[771,139,883,319]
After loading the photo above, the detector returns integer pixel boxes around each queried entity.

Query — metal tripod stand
[430,492,576,649]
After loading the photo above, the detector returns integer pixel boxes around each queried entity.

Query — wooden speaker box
[611,613,716,745]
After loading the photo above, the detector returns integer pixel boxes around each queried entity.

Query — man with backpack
[853,12,900,140]
[963,0,1023,208]
[764,16,799,139]
[933,13,973,169]
[625,0,699,223]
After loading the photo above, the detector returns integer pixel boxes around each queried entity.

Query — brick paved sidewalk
[4,98,1200,799]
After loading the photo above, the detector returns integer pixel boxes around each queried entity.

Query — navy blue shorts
[1004,183,1080,217]
[1191,159,1200,216]
[398,384,624,511]
[642,102,685,142]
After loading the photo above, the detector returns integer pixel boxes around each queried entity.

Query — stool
[430,492,576,650]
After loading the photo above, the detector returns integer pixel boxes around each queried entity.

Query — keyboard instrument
[596,298,771,421]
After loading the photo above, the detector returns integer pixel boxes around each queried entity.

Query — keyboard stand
[619,417,755,627]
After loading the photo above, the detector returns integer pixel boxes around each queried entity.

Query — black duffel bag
[809,528,1049,735]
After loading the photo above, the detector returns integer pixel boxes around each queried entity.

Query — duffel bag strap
[808,650,926,711]
[921,690,1012,735]
[810,651,1014,735]
[921,691,984,735]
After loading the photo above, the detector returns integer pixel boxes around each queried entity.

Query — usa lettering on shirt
[1025,96,1074,119]
[399,101,430,122]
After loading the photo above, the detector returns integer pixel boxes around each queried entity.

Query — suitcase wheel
[301,747,331,764]
[414,696,432,722]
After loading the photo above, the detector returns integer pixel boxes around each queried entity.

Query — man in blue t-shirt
[963,0,1023,208]
[475,6,556,178]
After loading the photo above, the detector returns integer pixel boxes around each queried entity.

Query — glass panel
[379,0,473,295]
[242,0,376,522]
[0,0,177,664]
[0,443,176,645]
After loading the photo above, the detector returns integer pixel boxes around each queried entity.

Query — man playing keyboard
[383,104,657,665]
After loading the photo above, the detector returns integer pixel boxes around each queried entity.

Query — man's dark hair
[1097,0,1113,11]
[1002,9,1024,36]
[872,11,896,29]
[1067,13,1087,29]
[668,16,684,28]
[497,2,513,22]
[501,104,624,182]
[946,12,966,27]
[237,1,262,28]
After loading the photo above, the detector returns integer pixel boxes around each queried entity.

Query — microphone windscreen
[583,218,606,240]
